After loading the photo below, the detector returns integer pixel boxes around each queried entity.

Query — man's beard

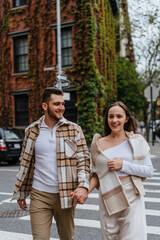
[47,105,62,121]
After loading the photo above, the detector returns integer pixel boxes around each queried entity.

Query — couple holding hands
[12,88,153,240]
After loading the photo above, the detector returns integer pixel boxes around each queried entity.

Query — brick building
[0,0,119,139]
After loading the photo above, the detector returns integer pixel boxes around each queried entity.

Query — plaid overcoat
[12,116,90,209]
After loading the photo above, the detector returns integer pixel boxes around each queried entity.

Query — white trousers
[99,177,147,240]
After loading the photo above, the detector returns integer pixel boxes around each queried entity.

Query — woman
[89,101,153,240]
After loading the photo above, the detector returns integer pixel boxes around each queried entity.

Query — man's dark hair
[42,87,63,103]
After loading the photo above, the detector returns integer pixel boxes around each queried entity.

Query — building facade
[119,0,135,62]
[0,0,119,142]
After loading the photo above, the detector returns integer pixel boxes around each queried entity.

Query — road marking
[0,231,57,240]
[77,205,160,216]
[1,184,160,199]
[145,209,160,216]
[0,169,18,172]
[20,215,101,228]
[145,189,160,193]
[1,198,160,216]
[144,197,160,203]
[143,182,160,186]
[153,172,160,176]
[147,226,160,235]
[77,204,99,210]
[0,192,12,196]
[1,225,159,239]
[147,176,160,180]
[19,215,160,235]
[2,198,29,204]
[89,190,160,198]
[2,193,160,204]
[89,193,99,198]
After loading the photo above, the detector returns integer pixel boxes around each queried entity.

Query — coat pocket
[64,139,77,157]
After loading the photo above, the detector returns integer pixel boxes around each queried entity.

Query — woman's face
[107,106,128,133]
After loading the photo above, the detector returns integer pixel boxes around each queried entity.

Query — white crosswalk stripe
[0,172,160,239]
[2,198,160,216]
[2,195,160,204]
[15,215,160,235]
[0,231,57,240]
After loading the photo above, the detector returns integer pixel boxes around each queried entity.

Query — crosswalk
[0,172,160,239]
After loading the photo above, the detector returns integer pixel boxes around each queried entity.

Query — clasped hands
[17,187,88,210]
[70,187,88,204]
[70,158,123,205]
[17,158,122,210]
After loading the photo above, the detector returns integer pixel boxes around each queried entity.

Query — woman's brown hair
[104,101,137,136]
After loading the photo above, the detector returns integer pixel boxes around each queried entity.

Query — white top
[32,117,63,193]
[103,139,153,178]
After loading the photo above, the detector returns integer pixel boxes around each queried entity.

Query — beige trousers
[99,177,147,240]
[30,188,75,240]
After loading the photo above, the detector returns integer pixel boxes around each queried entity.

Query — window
[64,91,77,123]
[13,0,27,7]
[15,95,29,126]
[14,36,28,73]
[61,28,72,67]
[0,131,2,140]
[4,129,23,140]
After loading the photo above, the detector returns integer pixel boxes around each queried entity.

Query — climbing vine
[26,0,56,121]
[69,0,117,142]
[0,0,117,143]
[0,1,13,126]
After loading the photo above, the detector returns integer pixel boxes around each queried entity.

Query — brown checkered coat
[12,116,90,209]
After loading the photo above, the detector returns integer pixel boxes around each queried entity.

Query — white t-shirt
[103,139,153,178]
[32,118,63,193]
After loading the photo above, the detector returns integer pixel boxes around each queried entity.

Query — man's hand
[107,158,123,171]
[17,199,27,210]
[70,187,88,204]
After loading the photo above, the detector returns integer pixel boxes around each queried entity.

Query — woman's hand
[107,158,123,171]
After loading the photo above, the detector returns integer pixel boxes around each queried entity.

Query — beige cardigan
[91,131,150,215]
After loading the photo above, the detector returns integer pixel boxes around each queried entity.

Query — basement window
[15,94,29,126]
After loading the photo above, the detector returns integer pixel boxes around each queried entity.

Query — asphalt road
[0,153,160,240]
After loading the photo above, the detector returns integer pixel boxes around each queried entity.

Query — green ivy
[69,0,117,143]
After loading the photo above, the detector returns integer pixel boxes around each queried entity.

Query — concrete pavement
[137,128,160,156]
[148,140,160,156]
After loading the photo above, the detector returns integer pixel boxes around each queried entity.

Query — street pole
[56,0,62,90]
[150,82,154,146]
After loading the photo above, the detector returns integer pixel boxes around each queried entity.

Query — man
[12,88,90,240]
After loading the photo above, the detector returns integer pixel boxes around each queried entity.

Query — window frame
[13,0,27,8]
[13,35,28,73]
[51,21,74,68]
[61,27,73,67]
[14,94,29,127]
[63,89,77,123]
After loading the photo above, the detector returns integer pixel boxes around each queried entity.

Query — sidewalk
[139,129,160,156]
[148,140,160,156]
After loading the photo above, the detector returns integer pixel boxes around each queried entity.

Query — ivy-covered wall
[0,1,13,126]
[70,0,117,142]
[0,0,117,143]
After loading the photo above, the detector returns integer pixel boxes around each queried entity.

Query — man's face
[45,94,65,121]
